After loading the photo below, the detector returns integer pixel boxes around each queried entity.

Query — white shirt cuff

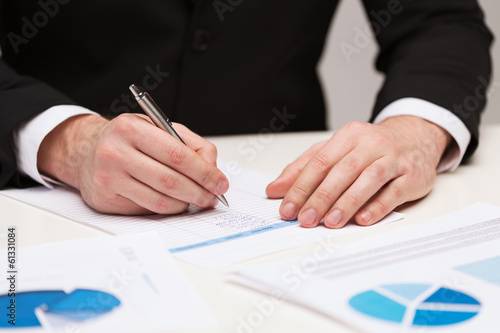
[373,98,471,173]
[13,105,98,188]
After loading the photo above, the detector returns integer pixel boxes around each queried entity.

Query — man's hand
[266,116,452,228]
[37,113,229,215]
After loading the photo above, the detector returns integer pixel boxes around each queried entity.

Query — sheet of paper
[231,202,500,332]
[0,162,403,269]
[0,232,214,332]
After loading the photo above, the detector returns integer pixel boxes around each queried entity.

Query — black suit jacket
[0,0,493,188]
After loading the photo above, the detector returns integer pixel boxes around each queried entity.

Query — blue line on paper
[169,220,299,253]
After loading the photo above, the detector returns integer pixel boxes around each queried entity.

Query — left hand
[266,116,452,228]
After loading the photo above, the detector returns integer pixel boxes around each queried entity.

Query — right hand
[37,113,229,215]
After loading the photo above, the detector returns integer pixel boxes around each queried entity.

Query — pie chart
[0,289,120,328]
[349,284,481,327]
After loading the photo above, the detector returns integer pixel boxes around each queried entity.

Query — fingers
[114,174,191,215]
[353,177,408,227]
[110,115,229,196]
[76,114,228,215]
[320,157,396,228]
[276,119,442,229]
[298,155,394,228]
[266,141,327,199]
[172,122,219,166]
[354,164,435,226]
[85,173,190,215]
[126,149,220,209]
[277,134,361,221]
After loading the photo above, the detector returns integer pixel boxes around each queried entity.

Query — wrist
[37,114,108,189]
[379,115,452,167]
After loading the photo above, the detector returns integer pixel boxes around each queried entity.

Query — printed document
[0,163,402,269]
[231,202,500,332]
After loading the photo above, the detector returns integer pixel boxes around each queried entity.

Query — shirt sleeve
[361,0,492,162]
[373,98,471,173]
[13,105,98,188]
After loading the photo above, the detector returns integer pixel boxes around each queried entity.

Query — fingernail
[325,209,342,228]
[359,211,372,225]
[281,202,297,220]
[216,179,228,194]
[300,208,317,227]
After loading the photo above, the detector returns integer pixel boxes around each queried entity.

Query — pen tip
[218,195,229,207]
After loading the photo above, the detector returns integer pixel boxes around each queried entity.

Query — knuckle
[340,155,360,173]
[345,121,365,133]
[388,184,403,199]
[153,197,171,214]
[159,173,178,191]
[283,163,302,177]
[399,159,413,176]
[207,142,218,156]
[93,169,111,188]
[367,163,387,182]
[109,114,136,135]
[94,142,120,164]
[314,188,335,204]
[167,145,186,166]
[290,185,310,201]
[372,132,393,147]
[310,153,331,172]
[153,197,189,214]
[408,166,422,182]
[343,191,360,206]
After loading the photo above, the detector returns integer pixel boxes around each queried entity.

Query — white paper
[231,202,500,332]
[0,233,215,332]
[0,162,403,269]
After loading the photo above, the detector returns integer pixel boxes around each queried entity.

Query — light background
[319,0,499,130]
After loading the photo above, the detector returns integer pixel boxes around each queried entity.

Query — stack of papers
[0,233,214,332]
[231,202,500,332]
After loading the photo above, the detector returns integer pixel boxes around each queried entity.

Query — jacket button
[191,28,211,53]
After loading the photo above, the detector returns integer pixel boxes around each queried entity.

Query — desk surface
[1,124,499,333]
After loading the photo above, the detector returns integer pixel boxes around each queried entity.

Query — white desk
[1,124,499,333]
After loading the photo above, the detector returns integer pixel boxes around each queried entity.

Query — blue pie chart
[349,284,481,327]
[0,289,120,328]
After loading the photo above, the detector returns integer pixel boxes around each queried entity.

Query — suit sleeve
[361,0,493,161]
[0,61,77,189]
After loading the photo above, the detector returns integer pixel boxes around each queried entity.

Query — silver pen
[129,84,229,207]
